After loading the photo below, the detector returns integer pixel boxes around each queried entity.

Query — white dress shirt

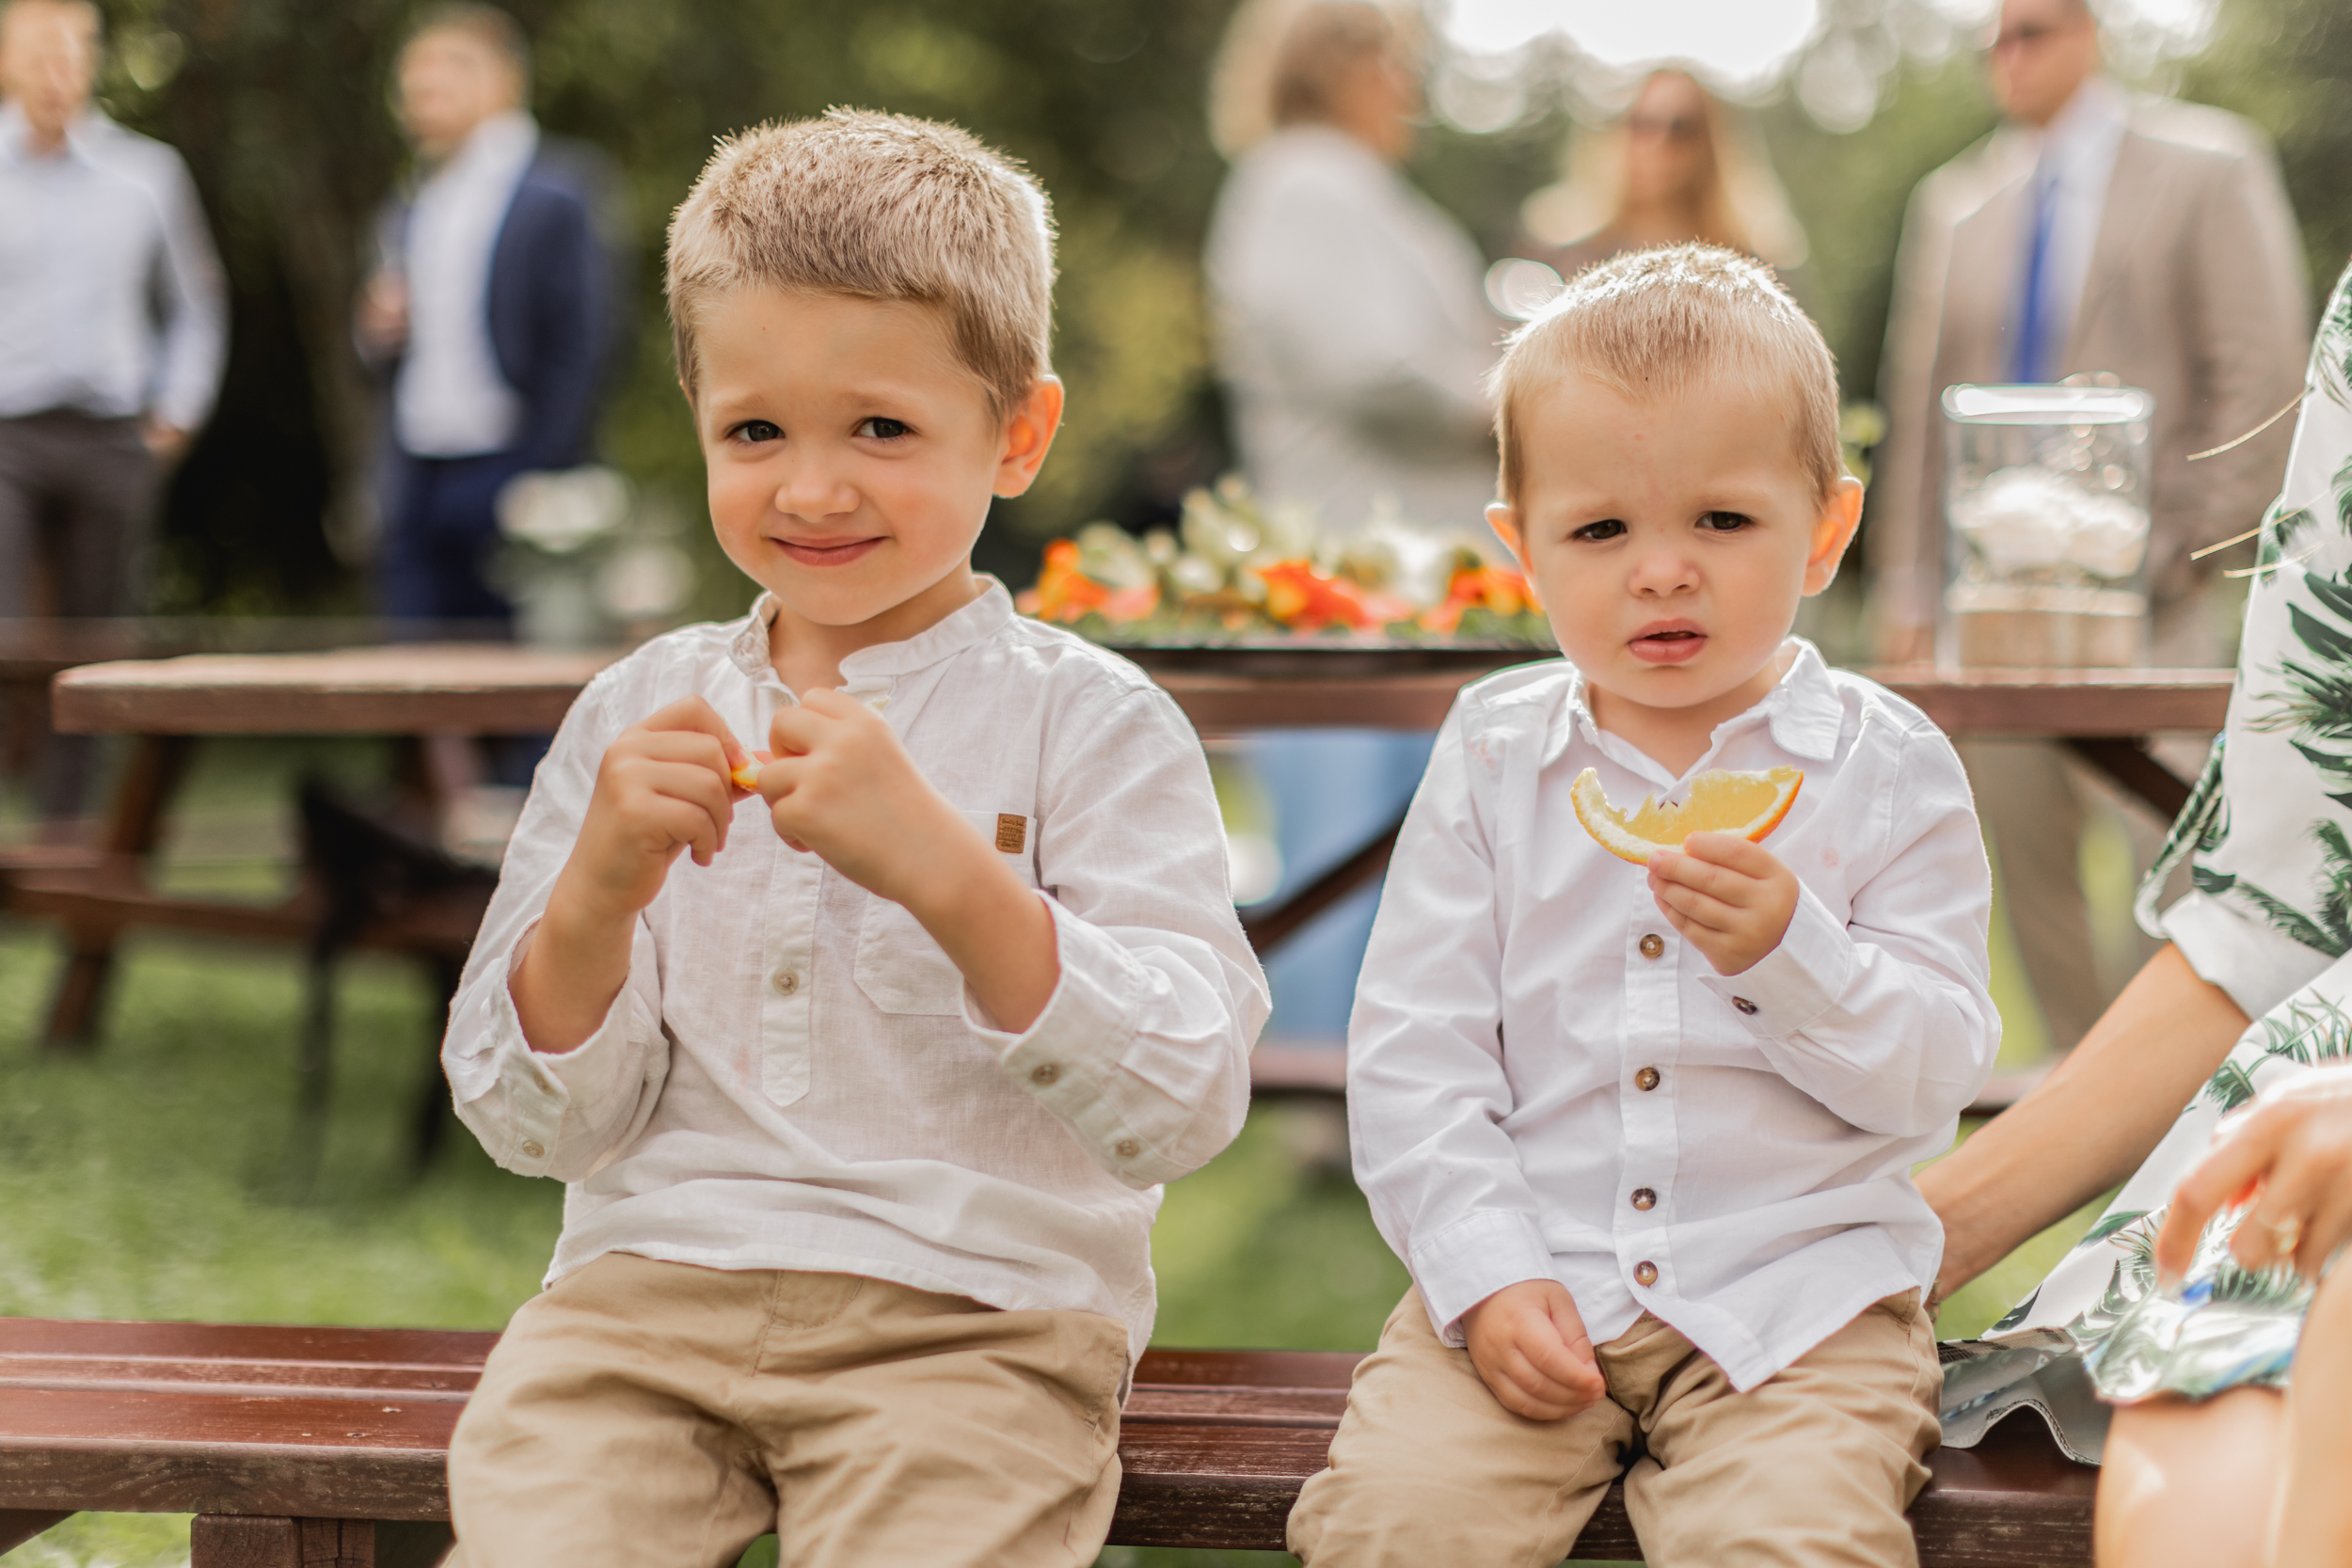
[443,583,1269,1362]
[2010,75,2129,372]
[1349,644,1999,1391]
[0,104,226,429]
[1204,125,1501,536]
[393,110,537,458]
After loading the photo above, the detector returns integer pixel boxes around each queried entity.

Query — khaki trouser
[446,1251,1129,1568]
[1288,1289,1942,1568]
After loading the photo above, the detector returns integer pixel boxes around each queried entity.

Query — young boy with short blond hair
[437,111,1268,1568]
[1289,245,2000,1567]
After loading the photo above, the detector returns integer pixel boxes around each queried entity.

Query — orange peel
[1570,765,1803,865]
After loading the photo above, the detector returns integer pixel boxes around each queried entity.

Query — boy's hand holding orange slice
[1570,766,1802,864]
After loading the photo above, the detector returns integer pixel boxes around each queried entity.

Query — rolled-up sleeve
[1698,723,2001,1136]
[440,673,672,1180]
[965,687,1268,1190]
[1347,703,1555,1344]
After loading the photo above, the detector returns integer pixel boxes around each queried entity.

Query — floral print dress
[1940,258,2352,1465]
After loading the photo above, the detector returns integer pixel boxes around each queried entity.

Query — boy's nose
[1627,546,1698,595]
[772,465,858,521]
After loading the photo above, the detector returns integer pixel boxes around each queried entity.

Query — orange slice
[1570,765,1803,865]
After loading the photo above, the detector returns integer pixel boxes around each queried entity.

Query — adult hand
[141,417,188,463]
[1460,1278,1607,1420]
[357,274,410,357]
[1645,833,1798,976]
[2155,1064,2352,1282]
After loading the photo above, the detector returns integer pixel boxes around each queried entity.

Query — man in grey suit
[1870,0,2309,1053]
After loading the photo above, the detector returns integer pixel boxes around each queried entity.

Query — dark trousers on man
[0,412,161,823]
[379,448,532,625]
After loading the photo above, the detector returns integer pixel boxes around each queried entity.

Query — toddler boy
[1288,245,1999,1567]
[438,112,1268,1568]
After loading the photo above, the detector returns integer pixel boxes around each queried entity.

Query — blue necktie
[2009,164,2061,385]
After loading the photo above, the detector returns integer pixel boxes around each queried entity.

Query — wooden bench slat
[0,1321,2096,1564]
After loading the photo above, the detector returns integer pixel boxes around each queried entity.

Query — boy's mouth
[773,535,884,568]
[1628,621,1708,665]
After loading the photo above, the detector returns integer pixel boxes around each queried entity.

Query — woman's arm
[1919,942,2248,1297]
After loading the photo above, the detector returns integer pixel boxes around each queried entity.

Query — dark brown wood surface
[50,643,2233,740]
[4,1318,2093,1563]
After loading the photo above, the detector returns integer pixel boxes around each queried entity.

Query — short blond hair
[666,110,1056,417]
[1492,244,1842,507]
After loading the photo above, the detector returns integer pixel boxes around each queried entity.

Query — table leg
[2062,737,2194,820]
[1239,815,1404,956]
[41,733,192,1052]
[0,1510,72,1553]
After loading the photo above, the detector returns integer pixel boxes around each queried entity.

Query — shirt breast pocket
[851,809,1040,1017]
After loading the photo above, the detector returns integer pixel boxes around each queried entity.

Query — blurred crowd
[0,0,2328,1053]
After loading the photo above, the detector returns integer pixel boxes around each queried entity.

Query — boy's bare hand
[755,690,1059,1031]
[1645,832,1797,976]
[562,696,752,923]
[518,696,751,1053]
[1460,1279,1606,1420]
[755,690,977,905]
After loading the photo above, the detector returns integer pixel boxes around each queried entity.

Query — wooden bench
[0,1317,2095,1565]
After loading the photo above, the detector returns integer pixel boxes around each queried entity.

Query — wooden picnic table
[7,644,2233,1063]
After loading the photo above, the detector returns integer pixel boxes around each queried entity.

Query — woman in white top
[1203,0,1500,539]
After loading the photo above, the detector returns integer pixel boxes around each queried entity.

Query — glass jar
[1939,383,2156,669]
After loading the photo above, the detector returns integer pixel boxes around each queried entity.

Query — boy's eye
[1698,511,1754,532]
[1572,518,1627,543]
[729,420,781,444]
[856,417,912,440]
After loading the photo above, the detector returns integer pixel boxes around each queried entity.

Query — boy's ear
[1804,477,1865,596]
[1486,500,1531,574]
[993,376,1066,499]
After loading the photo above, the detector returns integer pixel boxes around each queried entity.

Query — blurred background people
[1518,67,1808,282]
[1869,0,2309,1053]
[1205,0,1500,543]
[0,0,225,832]
[357,4,612,629]
[1201,0,1503,1044]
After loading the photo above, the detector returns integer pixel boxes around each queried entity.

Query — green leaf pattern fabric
[1941,259,2352,1465]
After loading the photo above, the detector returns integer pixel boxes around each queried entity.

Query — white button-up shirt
[393,110,536,457]
[0,104,227,429]
[443,584,1269,1361]
[1349,643,1998,1391]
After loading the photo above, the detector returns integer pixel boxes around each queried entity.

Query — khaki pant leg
[1962,738,2106,1052]
[743,1274,1126,1568]
[447,1252,780,1568]
[1619,1292,1942,1568]
[1288,1290,1635,1568]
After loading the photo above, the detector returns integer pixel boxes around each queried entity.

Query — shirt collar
[1549,638,1844,775]
[0,101,103,166]
[421,109,537,190]
[726,577,1019,689]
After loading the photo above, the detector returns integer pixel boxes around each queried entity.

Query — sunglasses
[1627,113,1705,141]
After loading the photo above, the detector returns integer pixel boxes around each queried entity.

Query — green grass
[0,736,2105,1568]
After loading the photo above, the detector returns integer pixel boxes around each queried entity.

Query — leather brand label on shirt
[995,815,1027,854]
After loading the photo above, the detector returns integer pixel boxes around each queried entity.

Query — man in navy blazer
[358,4,612,624]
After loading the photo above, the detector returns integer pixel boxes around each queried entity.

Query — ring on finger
[2269,1214,2303,1260]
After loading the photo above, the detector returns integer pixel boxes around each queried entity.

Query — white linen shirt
[1349,643,1999,1392]
[442,583,1270,1362]
[393,110,536,457]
